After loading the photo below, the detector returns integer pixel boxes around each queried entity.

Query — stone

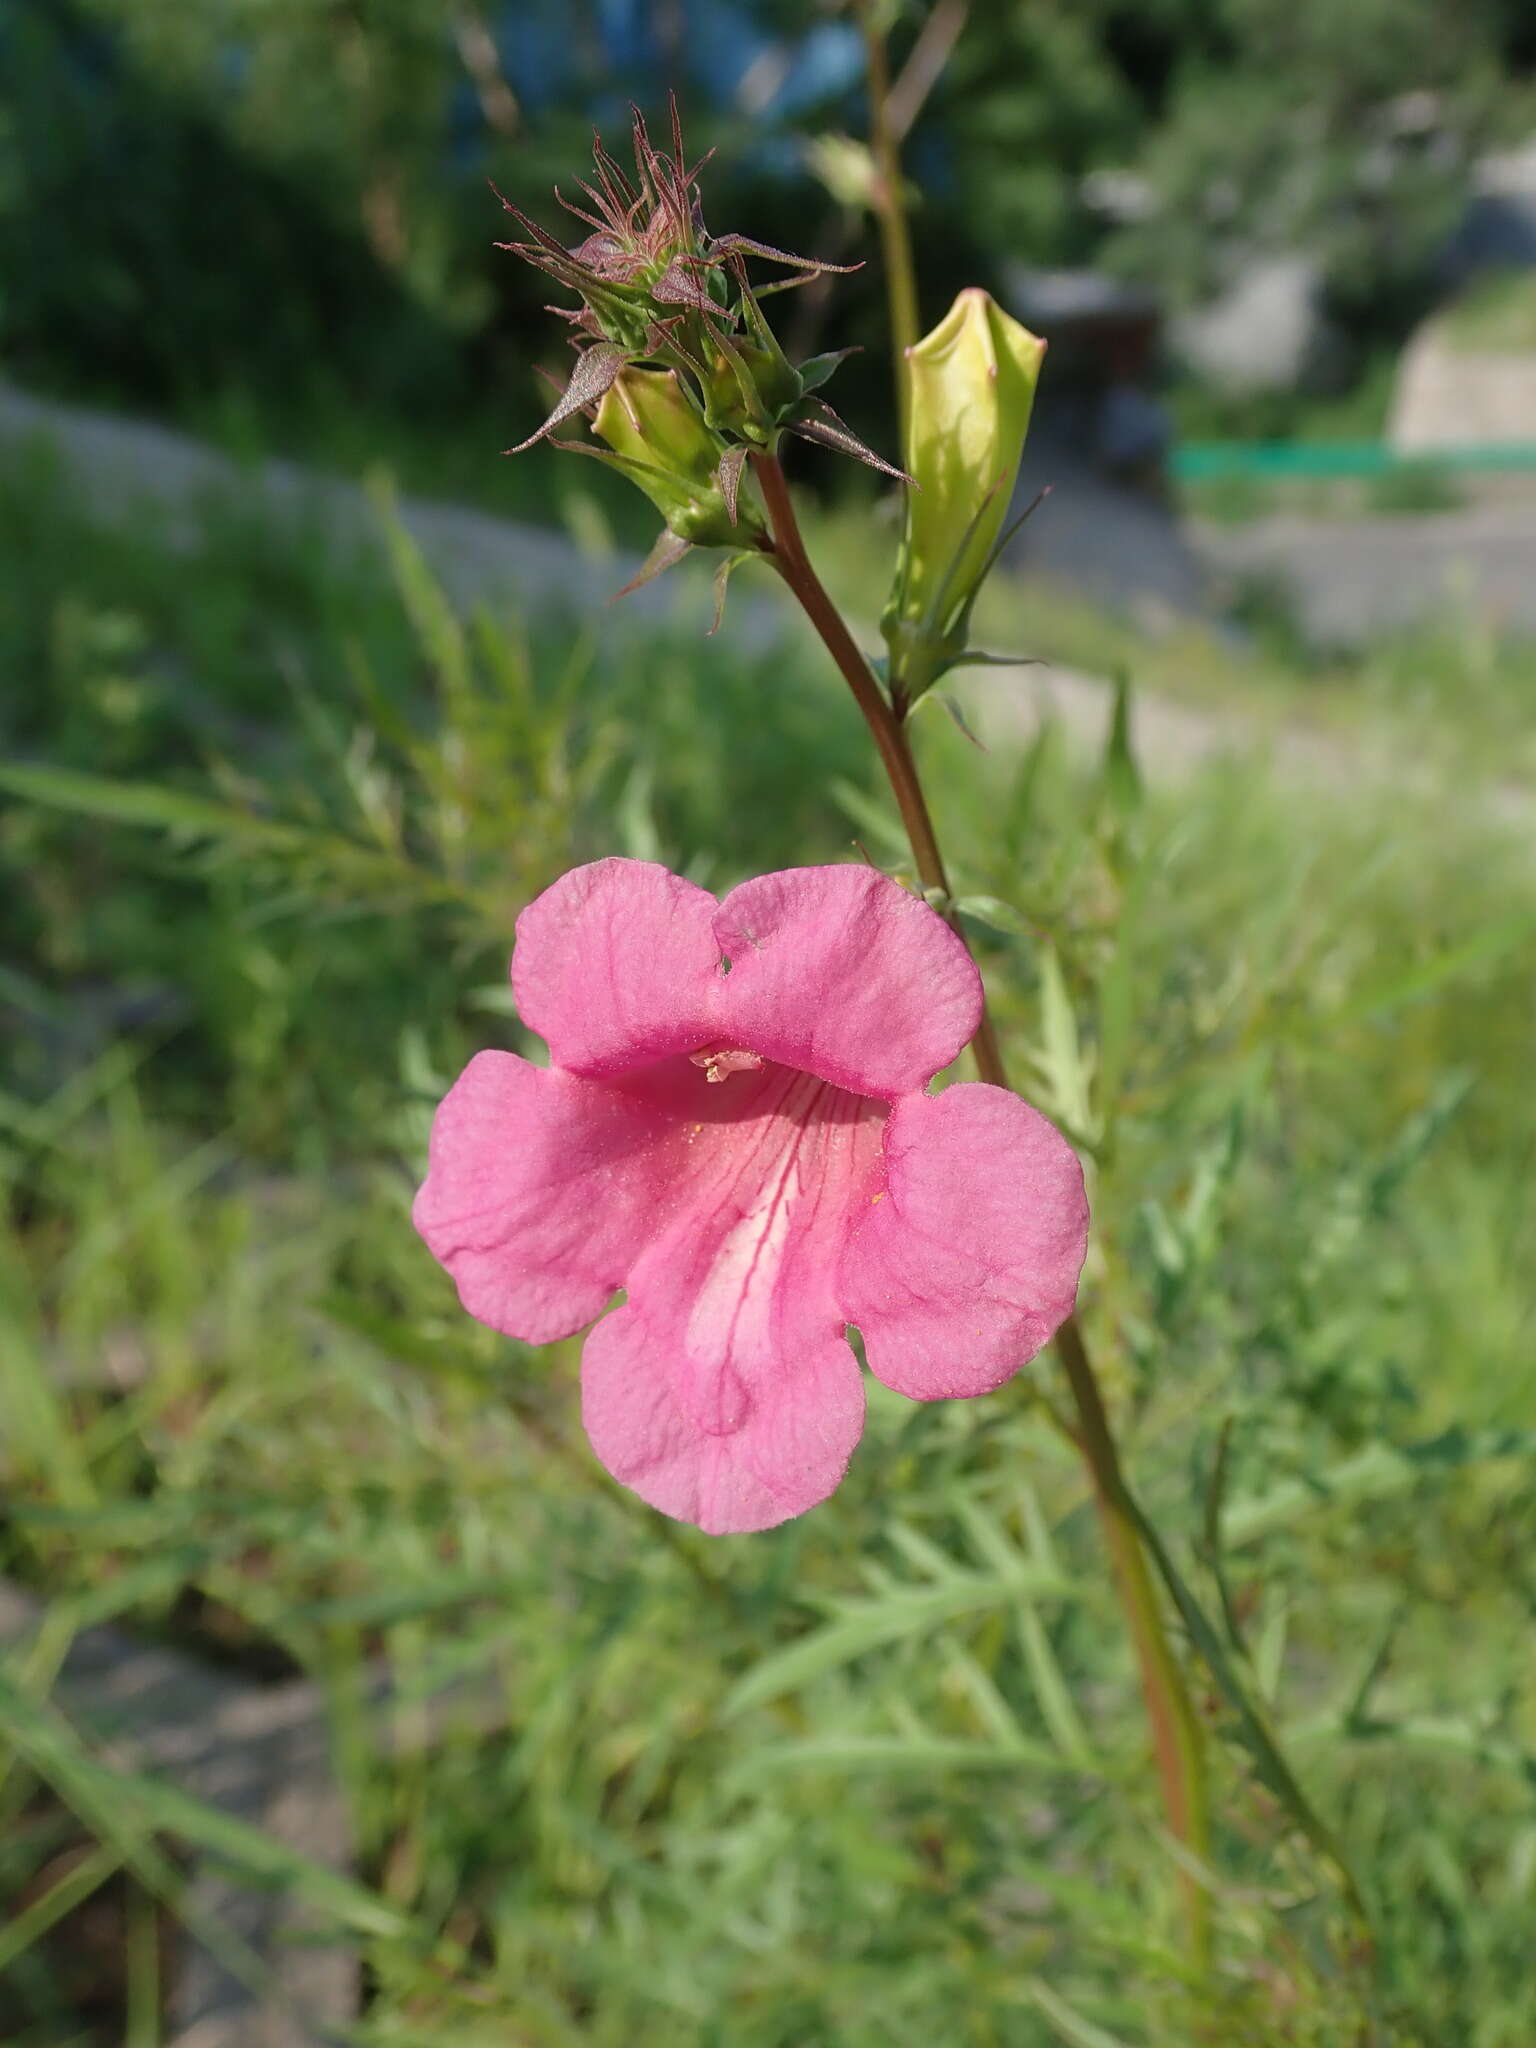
[1390,326,1536,451]
[1174,254,1334,394]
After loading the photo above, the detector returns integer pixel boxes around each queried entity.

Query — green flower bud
[887,289,1045,659]
[498,102,861,468]
[701,342,804,443]
[597,367,716,479]
[594,368,762,547]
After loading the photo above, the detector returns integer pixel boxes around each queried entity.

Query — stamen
[689,1047,764,1085]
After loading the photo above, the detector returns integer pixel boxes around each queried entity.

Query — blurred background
[2,3,1535,2044]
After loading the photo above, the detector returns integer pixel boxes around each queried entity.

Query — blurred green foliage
[3,0,1533,467]
[2,437,1535,2042]
[1440,264,1536,349]
[0,2,466,414]
[1093,0,1511,317]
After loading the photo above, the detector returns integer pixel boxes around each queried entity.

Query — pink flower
[414,859,1088,1534]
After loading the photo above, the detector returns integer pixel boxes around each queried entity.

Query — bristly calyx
[495,98,905,486]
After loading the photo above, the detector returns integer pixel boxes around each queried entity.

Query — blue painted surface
[489,1,860,164]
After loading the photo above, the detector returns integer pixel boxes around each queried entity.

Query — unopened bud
[594,368,762,547]
[886,290,1044,676]
[702,342,803,442]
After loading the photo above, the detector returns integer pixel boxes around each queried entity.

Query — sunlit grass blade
[722,1564,1074,1719]
[0,1839,124,1978]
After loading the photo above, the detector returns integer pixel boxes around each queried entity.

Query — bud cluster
[497,103,900,578]
[499,110,1046,692]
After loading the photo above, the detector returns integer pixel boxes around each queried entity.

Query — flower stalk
[750,450,1006,1088]
[856,0,921,407]
[752,446,1212,1964]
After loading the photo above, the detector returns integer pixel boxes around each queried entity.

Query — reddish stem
[751,446,1211,1963]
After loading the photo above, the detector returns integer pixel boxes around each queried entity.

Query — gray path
[1198,502,1536,646]
[0,381,657,623]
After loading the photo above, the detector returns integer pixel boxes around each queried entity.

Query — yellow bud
[593,368,759,547]
[595,368,720,485]
[892,289,1045,639]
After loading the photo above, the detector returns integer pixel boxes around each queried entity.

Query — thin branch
[856,0,922,414]
[886,0,971,142]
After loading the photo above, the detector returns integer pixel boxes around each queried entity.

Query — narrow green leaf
[953,893,1035,940]
[1015,1490,1096,1768]
[1096,858,1148,1128]
[0,761,307,844]
[953,1497,1095,1767]
[1332,915,1536,1027]
[723,1566,1072,1718]
[1037,945,1094,1138]
[289,1571,523,1629]
[1300,1712,1536,1786]
[0,1840,124,1977]
[0,760,472,912]
[737,1734,1063,1777]
[828,777,908,856]
[1224,1428,1536,1548]
[941,1643,1033,1750]
[1099,669,1143,825]
[0,1664,408,1942]
[1119,1495,1370,1931]
[1030,1977,1135,2048]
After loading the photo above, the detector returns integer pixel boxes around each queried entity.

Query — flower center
[689,1046,764,1085]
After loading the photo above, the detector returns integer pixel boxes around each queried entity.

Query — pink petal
[837,1083,1088,1400]
[713,865,982,1099]
[582,1312,865,1534]
[581,1062,885,1532]
[512,857,724,1076]
[413,1050,704,1342]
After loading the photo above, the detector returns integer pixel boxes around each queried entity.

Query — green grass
[1439,269,1536,354]
[1166,349,1401,449]
[1181,463,1469,525]
[3,450,1535,2043]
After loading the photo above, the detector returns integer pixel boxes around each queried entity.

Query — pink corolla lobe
[414,858,1088,1535]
